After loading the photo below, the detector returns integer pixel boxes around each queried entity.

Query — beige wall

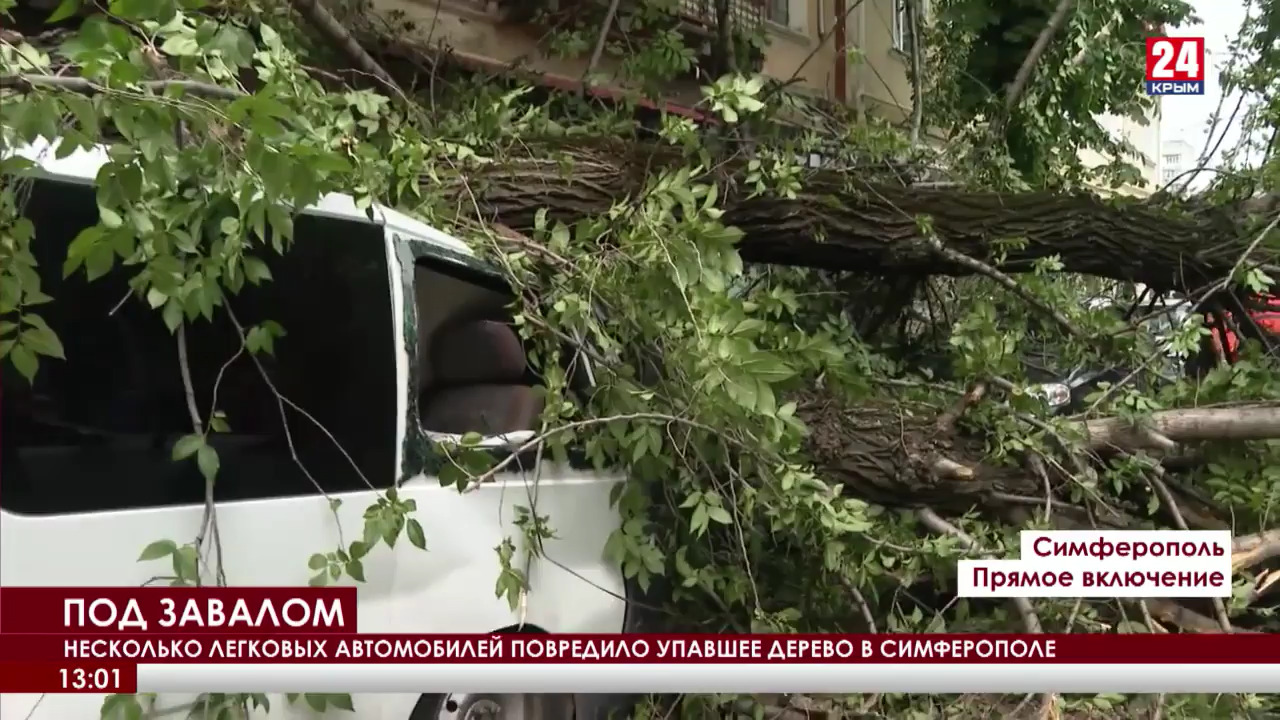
[760,0,841,102]
[851,0,913,120]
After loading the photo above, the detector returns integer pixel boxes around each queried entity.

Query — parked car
[1,138,635,720]
[1030,297,1189,414]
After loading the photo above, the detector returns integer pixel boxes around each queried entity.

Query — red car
[1205,295,1280,364]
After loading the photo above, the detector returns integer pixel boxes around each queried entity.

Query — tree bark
[797,389,1280,511]
[1084,406,1280,450]
[456,141,1263,292]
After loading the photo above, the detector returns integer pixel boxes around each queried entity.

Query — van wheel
[409,693,576,719]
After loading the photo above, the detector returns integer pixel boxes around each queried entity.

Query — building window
[767,0,789,28]
[892,0,915,54]
[1163,153,1181,165]
[1163,169,1177,182]
[2,181,399,515]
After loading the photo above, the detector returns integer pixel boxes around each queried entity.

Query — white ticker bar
[137,663,1280,694]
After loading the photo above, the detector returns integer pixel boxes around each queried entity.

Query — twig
[287,0,403,98]
[923,235,1088,342]
[1150,694,1166,720]
[459,412,760,492]
[223,306,373,491]
[582,0,622,93]
[177,326,225,586]
[1146,470,1232,633]
[1,73,244,100]
[1002,0,1077,117]
[917,508,1056,714]
[1027,454,1053,521]
[904,0,924,144]
[844,581,878,633]
[176,327,204,436]
[916,508,1042,633]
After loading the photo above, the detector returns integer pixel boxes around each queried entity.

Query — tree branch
[0,74,244,100]
[288,0,403,98]
[1147,470,1232,633]
[904,0,925,144]
[923,234,1089,342]
[917,507,1044,634]
[582,0,622,92]
[1083,405,1280,450]
[1003,0,1076,116]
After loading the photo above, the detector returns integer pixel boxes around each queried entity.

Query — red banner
[0,587,356,634]
[0,633,1278,664]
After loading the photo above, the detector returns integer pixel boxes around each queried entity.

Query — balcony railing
[674,0,766,36]
[521,0,766,37]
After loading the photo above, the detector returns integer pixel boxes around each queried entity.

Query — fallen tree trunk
[458,141,1265,292]
[798,394,1280,512]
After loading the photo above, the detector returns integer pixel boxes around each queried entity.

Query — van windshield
[1,180,398,515]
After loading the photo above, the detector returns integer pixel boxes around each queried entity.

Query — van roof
[5,138,476,259]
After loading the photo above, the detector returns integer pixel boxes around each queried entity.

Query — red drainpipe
[833,0,847,103]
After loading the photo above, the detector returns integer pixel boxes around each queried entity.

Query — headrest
[420,385,543,436]
[430,320,526,386]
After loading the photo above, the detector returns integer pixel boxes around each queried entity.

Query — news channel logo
[1145,37,1205,96]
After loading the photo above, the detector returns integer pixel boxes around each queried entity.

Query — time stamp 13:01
[59,666,129,692]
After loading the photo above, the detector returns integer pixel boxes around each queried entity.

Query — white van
[0,140,632,719]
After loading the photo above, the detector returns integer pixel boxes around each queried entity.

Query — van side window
[0,180,397,515]
[412,260,544,438]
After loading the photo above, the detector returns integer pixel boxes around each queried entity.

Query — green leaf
[46,0,82,24]
[345,559,366,582]
[196,443,220,483]
[162,299,183,332]
[98,206,123,229]
[160,34,200,57]
[243,256,272,284]
[308,572,328,587]
[9,343,38,382]
[307,553,327,570]
[84,242,115,281]
[406,518,427,550]
[172,544,198,581]
[348,540,370,559]
[19,324,64,359]
[690,503,708,535]
[137,539,177,562]
[706,506,733,525]
[171,433,205,460]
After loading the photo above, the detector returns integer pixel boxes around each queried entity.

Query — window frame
[766,0,790,27]
[391,234,536,479]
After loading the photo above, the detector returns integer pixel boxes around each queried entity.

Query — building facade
[1078,109,1164,197]
[382,1,916,114]
[395,1,1159,192]
[1160,137,1197,187]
